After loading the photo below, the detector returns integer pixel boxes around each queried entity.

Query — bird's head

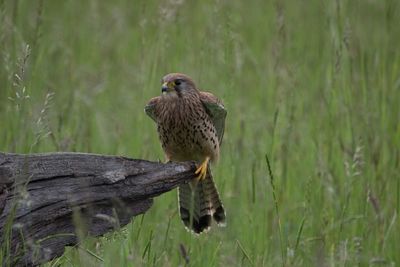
[161,73,197,98]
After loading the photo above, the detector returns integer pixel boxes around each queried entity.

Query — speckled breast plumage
[155,96,220,163]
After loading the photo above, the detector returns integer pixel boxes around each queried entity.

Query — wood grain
[0,152,196,266]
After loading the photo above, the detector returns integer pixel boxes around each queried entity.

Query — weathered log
[0,152,196,266]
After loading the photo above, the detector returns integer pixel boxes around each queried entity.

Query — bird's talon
[195,157,209,181]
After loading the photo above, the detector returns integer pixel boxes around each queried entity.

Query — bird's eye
[175,79,182,86]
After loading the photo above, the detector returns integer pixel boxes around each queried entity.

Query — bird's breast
[156,99,219,162]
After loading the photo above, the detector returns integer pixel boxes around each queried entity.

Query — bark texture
[0,152,196,266]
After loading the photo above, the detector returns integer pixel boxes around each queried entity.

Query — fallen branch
[0,152,196,266]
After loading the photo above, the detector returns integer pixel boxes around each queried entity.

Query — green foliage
[1,0,399,266]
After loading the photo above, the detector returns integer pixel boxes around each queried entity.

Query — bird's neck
[161,90,200,103]
[158,91,201,116]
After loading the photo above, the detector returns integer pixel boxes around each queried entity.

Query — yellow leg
[195,157,210,181]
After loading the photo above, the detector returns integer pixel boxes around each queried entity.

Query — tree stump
[0,152,196,266]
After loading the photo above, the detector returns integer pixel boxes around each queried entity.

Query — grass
[1,0,399,266]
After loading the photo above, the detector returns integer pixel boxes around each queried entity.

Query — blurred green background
[1,0,399,266]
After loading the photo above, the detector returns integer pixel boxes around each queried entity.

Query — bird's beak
[161,81,175,94]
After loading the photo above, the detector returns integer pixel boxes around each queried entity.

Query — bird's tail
[178,169,225,234]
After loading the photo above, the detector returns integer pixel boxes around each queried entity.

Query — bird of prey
[145,73,227,233]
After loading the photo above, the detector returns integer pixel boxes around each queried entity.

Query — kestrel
[145,73,227,233]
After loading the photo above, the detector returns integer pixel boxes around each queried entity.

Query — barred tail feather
[178,170,225,234]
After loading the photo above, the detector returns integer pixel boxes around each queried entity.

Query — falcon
[145,73,227,233]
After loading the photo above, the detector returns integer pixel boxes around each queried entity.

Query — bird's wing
[200,92,227,145]
[144,96,160,122]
